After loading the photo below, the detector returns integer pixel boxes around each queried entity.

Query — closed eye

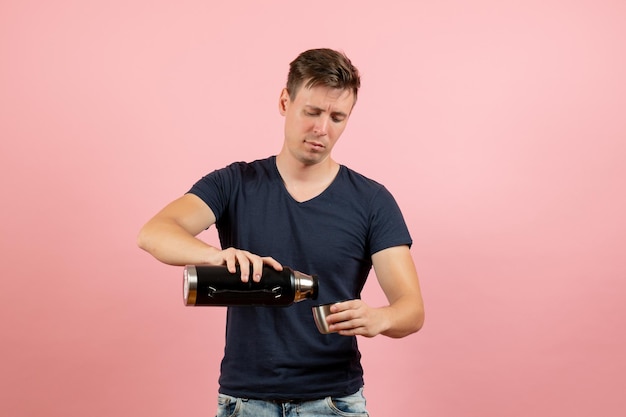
[304,106,347,122]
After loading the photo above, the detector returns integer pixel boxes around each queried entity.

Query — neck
[275,151,340,202]
[275,151,338,183]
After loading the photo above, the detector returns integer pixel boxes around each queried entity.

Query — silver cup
[312,303,337,334]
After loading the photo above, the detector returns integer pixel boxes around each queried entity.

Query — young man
[138,48,424,417]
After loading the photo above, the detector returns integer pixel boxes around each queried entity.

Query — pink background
[1,1,625,416]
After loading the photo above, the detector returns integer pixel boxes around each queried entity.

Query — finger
[338,327,367,337]
[326,310,356,326]
[262,256,283,271]
[224,251,238,274]
[330,299,357,313]
[251,257,264,282]
[236,252,251,282]
[329,319,361,334]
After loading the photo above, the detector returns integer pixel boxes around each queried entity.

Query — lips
[305,140,325,150]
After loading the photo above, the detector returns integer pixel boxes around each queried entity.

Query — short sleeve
[367,186,412,255]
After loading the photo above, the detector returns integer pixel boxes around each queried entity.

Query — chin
[296,153,322,166]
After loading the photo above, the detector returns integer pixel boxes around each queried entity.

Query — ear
[278,88,290,116]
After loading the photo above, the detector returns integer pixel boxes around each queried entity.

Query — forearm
[137,220,217,266]
[371,246,425,338]
[379,294,425,338]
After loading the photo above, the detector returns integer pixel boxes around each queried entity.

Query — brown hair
[286,48,361,105]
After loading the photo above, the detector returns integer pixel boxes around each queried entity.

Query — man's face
[279,83,355,166]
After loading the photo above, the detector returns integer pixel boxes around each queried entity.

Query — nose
[313,116,329,136]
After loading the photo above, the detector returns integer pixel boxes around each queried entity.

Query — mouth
[304,140,325,150]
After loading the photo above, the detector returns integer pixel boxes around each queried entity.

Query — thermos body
[183,265,318,307]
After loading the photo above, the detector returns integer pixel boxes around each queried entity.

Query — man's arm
[137,193,281,281]
[327,245,424,338]
[371,245,425,337]
[137,194,217,266]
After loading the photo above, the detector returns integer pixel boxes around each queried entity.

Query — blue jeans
[215,387,369,417]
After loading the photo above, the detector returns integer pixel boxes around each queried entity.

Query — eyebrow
[305,105,348,118]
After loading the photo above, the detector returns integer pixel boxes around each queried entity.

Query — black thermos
[183,265,318,306]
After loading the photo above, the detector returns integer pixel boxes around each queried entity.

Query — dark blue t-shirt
[188,156,412,400]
